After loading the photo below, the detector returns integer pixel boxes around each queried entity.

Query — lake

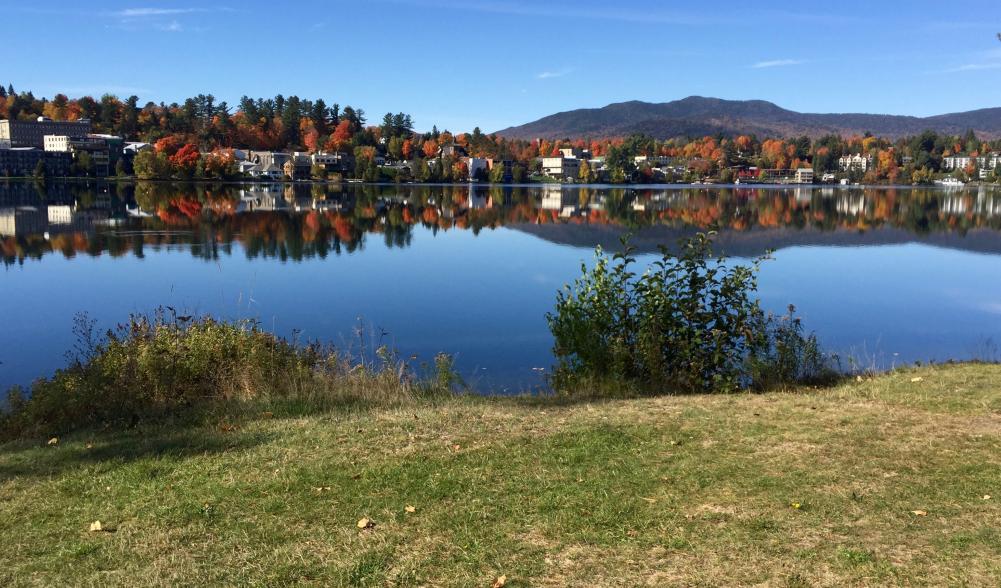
[2,181,1001,392]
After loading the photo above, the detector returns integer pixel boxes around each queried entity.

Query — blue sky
[5,1,1001,132]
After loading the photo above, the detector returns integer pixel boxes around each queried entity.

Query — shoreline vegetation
[2,232,837,439]
[8,176,1001,188]
[3,86,1001,187]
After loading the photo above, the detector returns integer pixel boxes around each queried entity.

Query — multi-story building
[465,157,489,180]
[838,153,873,173]
[282,153,313,180]
[312,151,354,173]
[541,157,580,181]
[0,206,48,237]
[248,151,292,171]
[0,117,92,148]
[437,142,468,158]
[485,158,513,182]
[633,155,671,168]
[0,148,73,177]
[44,134,113,176]
[942,154,1001,171]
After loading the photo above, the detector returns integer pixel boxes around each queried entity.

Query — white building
[942,154,1001,171]
[43,135,73,152]
[123,142,150,155]
[465,157,489,180]
[541,157,580,181]
[634,155,670,167]
[47,205,74,225]
[794,168,814,184]
[838,153,873,173]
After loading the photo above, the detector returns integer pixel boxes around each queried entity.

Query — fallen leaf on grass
[85,443,93,450]
[983,495,992,500]
[405,505,416,513]
[260,411,274,419]
[910,377,924,383]
[491,575,507,588]
[357,517,375,530]
[911,510,928,516]
[88,521,114,533]
[47,437,59,446]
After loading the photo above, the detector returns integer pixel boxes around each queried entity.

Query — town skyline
[6,1,1001,133]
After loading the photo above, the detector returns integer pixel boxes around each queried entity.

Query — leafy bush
[547,232,836,394]
[1,309,459,439]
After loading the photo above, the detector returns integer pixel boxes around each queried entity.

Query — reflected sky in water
[2,182,1001,391]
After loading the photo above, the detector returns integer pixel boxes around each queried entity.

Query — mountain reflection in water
[2,182,1001,264]
[2,181,1000,392]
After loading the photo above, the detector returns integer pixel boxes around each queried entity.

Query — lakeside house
[465,157,489,181]
[942,154,1001,171]
[757,168,815,184]
[541,156,580,181]
[486,158,514,182]
[43,134,118,177]
[312,151,354,174]
[838,153,873,173]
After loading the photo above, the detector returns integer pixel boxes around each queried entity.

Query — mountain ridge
[494,96,1001,140]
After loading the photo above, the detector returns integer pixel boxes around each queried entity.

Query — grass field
[2,363,1000,586]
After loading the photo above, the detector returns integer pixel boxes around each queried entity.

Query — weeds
[1,309,460,439]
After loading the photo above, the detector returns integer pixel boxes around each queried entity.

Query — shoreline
[3,176,999,189]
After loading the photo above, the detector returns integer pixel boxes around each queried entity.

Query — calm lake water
[2,181,1001,391]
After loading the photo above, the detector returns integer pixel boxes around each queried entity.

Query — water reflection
[2,181,1001,392]
[3,182,1001,264]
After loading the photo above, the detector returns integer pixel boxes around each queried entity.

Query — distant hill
[494,96,1001,140]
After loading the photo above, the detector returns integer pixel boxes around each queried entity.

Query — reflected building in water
[4,182,1001,264]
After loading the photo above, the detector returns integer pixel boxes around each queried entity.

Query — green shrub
[1,309,460,439]
[547,232,836,395]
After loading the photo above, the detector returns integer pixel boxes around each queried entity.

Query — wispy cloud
[536,68,574,80]
[373,0,722,25]
[751,59,806,69]
[945,62,1001,72]
[114,8,207,17]
[369,1,852,27]
[108,6,232,32]
[158,20,184,32]
[938,47,1001,73]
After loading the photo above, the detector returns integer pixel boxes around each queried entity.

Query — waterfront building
[541,157,580,181]
[838,153,873,173]
[0,148,73,177]
[0,117,92,148]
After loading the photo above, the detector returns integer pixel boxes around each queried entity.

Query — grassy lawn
[2,363,1000,586]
